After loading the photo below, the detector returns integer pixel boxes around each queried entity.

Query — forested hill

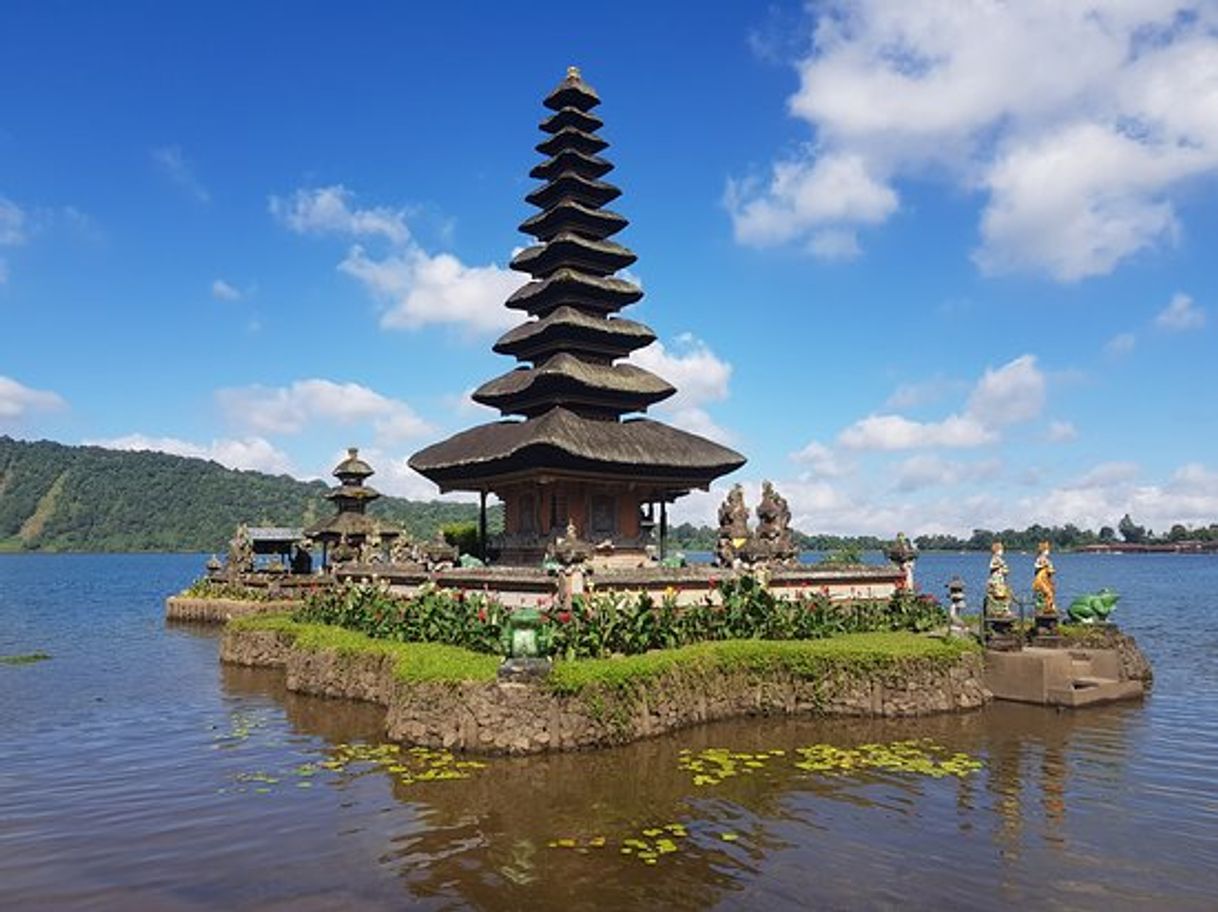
[0,436,483,552]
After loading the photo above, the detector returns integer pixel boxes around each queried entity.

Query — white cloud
[151,146,209,203]
[893,454,1003,493]
[0,196,26,246]
[838,413,996,451]
[272,184,523,334]
[0,375,66,422]
[726,152,897,249]
[86,434,294,475]
[884,376,962,410]
[269,185,409,244]
[1046,420,1078,443]
[728,1,1218,279]
[211,278,242,302]
[1155,292,1206,331]
[1105,332,1137,356]
[628,335,736,443]
[217,378,432,444]
[341,245,523,333]
[790,440,848,478]
[839,354,1046,451]
[966,355,1046,426]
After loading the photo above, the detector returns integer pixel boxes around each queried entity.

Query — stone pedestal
[985,616,1022,652]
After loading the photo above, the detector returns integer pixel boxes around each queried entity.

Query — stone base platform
[984,644,1147,708]
[221,625,989,755]
[165,596,301,623]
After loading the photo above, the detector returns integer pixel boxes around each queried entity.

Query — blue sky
[2,1,1217,536]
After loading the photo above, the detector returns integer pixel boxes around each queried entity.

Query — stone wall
[166,596,301,624]
[221,626,989,755]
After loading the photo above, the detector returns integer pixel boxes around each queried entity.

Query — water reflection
[213,654,1217,911]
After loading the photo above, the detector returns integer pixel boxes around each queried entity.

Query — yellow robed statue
[1033,540,1057,615]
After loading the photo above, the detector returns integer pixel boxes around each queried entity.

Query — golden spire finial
[567,65,581,80]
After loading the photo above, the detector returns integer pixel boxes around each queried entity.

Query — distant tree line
[667,513,1218,553]
[0,436,499,552]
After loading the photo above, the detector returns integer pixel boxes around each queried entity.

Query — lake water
[2,552,1216,910]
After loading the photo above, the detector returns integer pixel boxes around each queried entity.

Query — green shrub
[441,521,481,556]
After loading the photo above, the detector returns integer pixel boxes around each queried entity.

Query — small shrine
[410,68,746,565]
[305,448,402,567]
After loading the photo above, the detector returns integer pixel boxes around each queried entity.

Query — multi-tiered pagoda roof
[410,67,744,501]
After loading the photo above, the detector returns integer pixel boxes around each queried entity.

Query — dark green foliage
[297,577,947,661]
[295,583,506,655]
[441,521,481,556]
[0,436,500,552]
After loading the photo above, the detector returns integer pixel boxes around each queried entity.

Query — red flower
[557,610,572,624]
[477,607,488,623]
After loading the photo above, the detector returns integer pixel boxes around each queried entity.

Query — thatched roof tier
[519,200,627,242]
[409,407,745,492]
[543,67,600,112]
[529,149,613,182]
[506,268,642,316]
[304,511,399,541]
[493,307,655,361]
[324,484,381,503]
[510,233,636,279]
[472,353,673,418]
[333,447,374,481]
[536,127,608,158]
[541,106,603,135]
[525,172,621,211]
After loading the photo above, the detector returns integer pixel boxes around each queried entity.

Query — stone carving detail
[389,534,419,566]
[714,484,750,567]
[547,519,590,567]
[886,532,918,589]
[750,480,796,565]
[421,529,459,572]
[225,523,254,576]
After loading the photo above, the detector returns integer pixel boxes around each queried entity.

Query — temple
[306,448,402,566]
[410,67,745,565]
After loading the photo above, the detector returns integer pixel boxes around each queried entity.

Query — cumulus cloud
[893,455,1003,493]
[629,334,736,444]
[340,245,522,333]
[271,184,522,333]
[727,1,1218,279]
[211,278,242,302]
[0,375,66,422]
[1155,292,1206,331]
[790,440,848,478]
[86,434,294,475]
[838,354,1046,451]
[152,146,209,203]
[217,378,432,444]
[270,185,409,245]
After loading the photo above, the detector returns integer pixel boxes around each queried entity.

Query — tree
[1098,525,1116,543]
[1118,513,1147,544]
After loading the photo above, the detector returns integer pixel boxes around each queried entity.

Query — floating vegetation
[792,739,983,779]
[549,822,691,866]
[224,741,488,795]
[675,740,982,787]
[676,747,787,786]
[0,652,51,666]
[211,710,271,748]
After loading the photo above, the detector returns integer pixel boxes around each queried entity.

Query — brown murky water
[2,554,1217,910]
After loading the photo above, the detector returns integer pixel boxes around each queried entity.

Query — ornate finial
[347,447,358,457]
[567,65,581,80]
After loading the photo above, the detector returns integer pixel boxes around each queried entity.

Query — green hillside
[0,436,491,552]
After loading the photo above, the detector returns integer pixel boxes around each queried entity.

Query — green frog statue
[1067,588,1120,624]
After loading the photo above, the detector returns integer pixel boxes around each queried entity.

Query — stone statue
[886,532,918,590]
[750,480,797,565]
[389,534,418,565]
[547,518,590,567]
[1033,540,1056,615]
[225,523,254,576]
[330,534,357,567]
[714,484,750,567]
[360,531,384,564]
[421,529,458,572]
[984,541,1012,616]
